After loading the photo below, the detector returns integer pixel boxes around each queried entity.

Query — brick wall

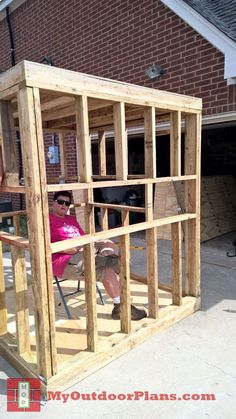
[0,0,235,116]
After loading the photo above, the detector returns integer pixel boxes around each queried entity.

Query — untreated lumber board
[113,102,128,180]
[0,242,7,335]
[73,190,87,232]
[47,175,197,192]
[184,114,201,297]
[169,112,183,305]
[32,87,57,374]
[145,182,158,318]
[0,231,29,248]
[22,61,202,113]
[0,101,19,185]
[51,213,196,253]
[98,130,106,176]
[0,85,19,101]
[91,202,145,213]
[58,132,67,181]
[170,111,181,177]
[171,222,182,306]
[120,210,131,333]
[18,86,56,379]
[144,107,156,178]
[0,61,24,92]
[76,95,97,351]
[75,95,92,182]
[0,185,25,193]
[11,246,31,354]
[83,188,98,352]
[101,207,108,231]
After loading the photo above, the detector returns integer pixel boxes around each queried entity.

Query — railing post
[11,246,30,354]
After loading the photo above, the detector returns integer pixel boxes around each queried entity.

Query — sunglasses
[56,199,71,207]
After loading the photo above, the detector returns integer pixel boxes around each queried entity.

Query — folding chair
[54,276,105,319]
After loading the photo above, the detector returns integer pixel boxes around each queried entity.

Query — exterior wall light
[146,64,165,80]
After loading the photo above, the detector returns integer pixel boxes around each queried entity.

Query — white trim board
[0,0,27,21]
[161,0,236,83]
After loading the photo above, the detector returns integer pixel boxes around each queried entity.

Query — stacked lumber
[154,176,236,242]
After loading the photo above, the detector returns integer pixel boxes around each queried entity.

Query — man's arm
[57,246,82,255]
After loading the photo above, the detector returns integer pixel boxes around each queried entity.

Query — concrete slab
[0,232,236,418]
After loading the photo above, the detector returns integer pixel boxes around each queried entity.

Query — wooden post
[75,95,92,183]
[145,183,158,318]
[170,111,181,177]
[11,246,30,354]
[59,132,67,180]
[74,95,93,230]
[75,95,97,352]
[170,111,182,305]
[32,87,57,374]
[0,241,7,335]
[98,130,106,176]
[120,209,131,333]
[13,215,21,236]
[184,113,201,297]
[17,86,56,379]
[144,107,156,178]
[171,223,182,305]
[144,107,158,318]
[101,207,108,230]
[114,102,130,329]
[113,102,128,180]
[0,101,19,185]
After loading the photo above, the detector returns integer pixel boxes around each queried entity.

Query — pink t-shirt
[49,213,85,277]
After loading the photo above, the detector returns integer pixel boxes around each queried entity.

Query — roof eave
[161,0,236,84]
[0,0,27,21]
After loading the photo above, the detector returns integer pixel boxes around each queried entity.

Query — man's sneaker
[131,304,147,320]
[111,303,147,321]
[111,303,120,320]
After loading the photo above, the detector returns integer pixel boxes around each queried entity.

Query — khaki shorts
[61,246,120,282]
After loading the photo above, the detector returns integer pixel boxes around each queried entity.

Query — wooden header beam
[0,61,202,112]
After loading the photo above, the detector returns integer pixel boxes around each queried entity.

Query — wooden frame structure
[0,61,202,392]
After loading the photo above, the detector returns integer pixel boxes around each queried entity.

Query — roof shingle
[183,0,236,43]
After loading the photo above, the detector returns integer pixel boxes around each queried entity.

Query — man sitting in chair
[49,191,147,321]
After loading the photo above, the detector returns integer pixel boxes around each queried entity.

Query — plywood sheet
[154,176,236,242]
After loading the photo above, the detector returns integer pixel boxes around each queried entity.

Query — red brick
[0,0,234,141]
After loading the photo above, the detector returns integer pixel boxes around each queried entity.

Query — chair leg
[54,276,72,319]
[96,283,105,305]
[54,276,105,317]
